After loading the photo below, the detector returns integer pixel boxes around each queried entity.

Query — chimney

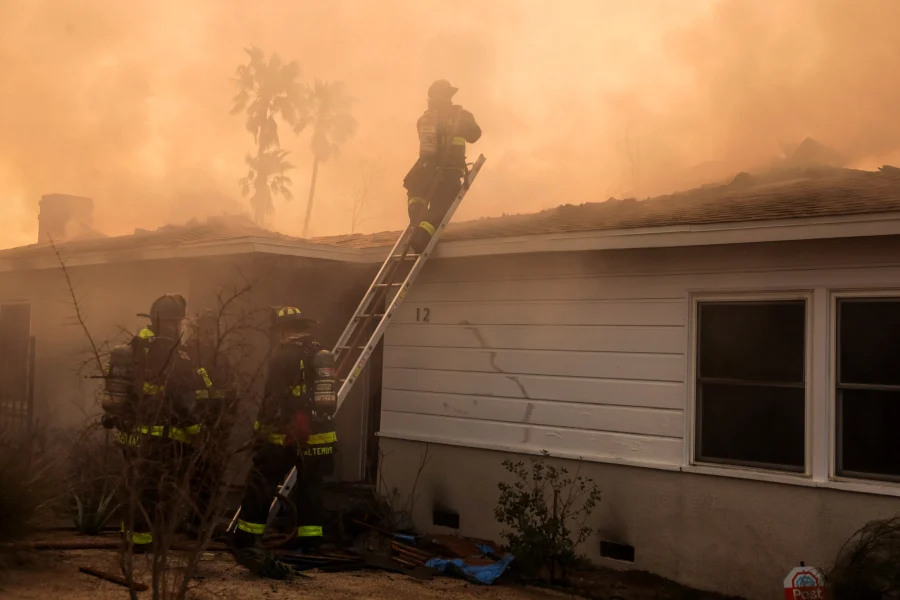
[38,194,94,243]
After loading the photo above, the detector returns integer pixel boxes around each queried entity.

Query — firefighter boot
[410,223,433,254]
[231,527,260,551]
[232,547,295,580]
[280,532,323,555]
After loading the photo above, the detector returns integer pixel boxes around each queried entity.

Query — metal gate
[0,303,34,442]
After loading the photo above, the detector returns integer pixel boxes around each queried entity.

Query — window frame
[829,290,900,485]
[687,291,814,477]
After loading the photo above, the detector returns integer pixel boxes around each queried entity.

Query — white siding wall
[382,246,696,468]
[380,235,900,472]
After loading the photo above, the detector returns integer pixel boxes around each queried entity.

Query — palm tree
[231,47,309,225]
[301,79,358,237]
[239,149,295,213]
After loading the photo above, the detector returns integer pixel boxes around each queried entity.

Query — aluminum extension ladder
[227,154,487,533]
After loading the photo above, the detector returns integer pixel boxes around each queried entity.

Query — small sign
[784,565,826,600]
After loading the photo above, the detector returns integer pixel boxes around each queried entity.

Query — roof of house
[310,164,900,248]
[4,164,900,270]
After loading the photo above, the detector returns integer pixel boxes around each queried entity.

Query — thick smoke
[0,0,898,248]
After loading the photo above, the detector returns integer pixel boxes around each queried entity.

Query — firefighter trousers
[406,167,464,252]
[116,430,191,549]
[234,441,332,548]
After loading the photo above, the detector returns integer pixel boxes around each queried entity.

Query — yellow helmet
[271,306,317,330]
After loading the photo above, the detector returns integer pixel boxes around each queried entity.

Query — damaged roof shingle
[3,165,900,261]
[313,165,900,248]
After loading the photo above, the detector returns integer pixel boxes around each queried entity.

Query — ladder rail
[333,154,486,414]
[333,240,412,378]
[332,228,414,362]
[227,154,487,533]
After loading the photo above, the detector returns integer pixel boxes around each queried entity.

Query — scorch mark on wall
[522,402,535,443]
[462,320,532,400]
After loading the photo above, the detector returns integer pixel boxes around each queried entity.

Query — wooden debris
[78,567,148,591]
[2,541,119,551]
[391,543,428,566]
[362,552,435,580]
[0,540,231,552]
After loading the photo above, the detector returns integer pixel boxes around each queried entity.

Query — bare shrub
[65,424,123,535]
[52,239,272,599]
[373,444,431,532]
[0,426,59,573]
[828,515,900,600]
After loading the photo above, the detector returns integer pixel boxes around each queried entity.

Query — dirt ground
[0,549,580,600]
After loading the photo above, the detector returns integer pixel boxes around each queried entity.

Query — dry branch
[49,236,105,375]
[79,566,150,591]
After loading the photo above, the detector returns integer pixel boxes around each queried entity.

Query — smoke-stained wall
[0,251,377,480]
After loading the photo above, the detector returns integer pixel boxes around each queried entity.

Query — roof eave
[3,211,900,273]
[434,211,900,258]
[0,236,386,273]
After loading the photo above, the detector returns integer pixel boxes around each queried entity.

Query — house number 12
[416,308,431,322]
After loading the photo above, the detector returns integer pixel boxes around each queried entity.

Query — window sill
[818,478,900,498]
[682,463,815,487]
[683,463,900,498]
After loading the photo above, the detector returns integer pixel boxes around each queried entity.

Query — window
[695,300,807,472]
[836,298,900,482]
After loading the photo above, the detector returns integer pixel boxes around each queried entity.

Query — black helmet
[428,79,458,100]
[145,294,187,323]
[270,306,317,331]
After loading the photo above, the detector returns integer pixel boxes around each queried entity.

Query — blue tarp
[425,553,515,585]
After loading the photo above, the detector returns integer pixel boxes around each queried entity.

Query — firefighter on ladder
[183,308,236,537]
[405,79,482,253]
[232,306,337,565]
[100,293,204,552]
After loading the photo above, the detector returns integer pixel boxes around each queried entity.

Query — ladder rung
[337,345,367,350]
[391,254,419,260]
[356,313,385,319]
[374,282,402,288]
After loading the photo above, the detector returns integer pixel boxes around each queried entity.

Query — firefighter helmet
[270,306,317,330]
[428,79,458,100]
[145,294,187,322]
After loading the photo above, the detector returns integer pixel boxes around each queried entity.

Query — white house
[364,165,900,600]
[6,166,900,599]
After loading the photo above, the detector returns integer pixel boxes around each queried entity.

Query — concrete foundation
[378,437,900,600]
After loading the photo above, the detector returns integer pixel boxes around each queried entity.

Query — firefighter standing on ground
[184,308,237,536]
[233,306,338,557]
[404,79,482,253]
[101,294,204,551]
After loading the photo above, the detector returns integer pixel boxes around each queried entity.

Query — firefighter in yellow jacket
[404,79,482,253]
[233,306,337,557]
[101,294,205,551]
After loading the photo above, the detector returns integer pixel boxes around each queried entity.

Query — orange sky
[2,0,900,248]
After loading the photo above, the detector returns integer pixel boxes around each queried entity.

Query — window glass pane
[697,383,805,470]
[839,299,900,386]
[699,301,805,383]
[838,388,900,480]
